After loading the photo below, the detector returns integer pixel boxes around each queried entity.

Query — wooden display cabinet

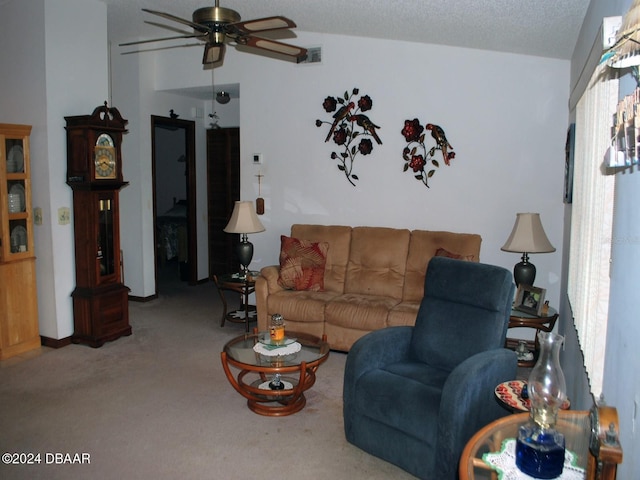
[0,123,41,359]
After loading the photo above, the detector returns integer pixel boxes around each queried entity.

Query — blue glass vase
[516,331,567,479]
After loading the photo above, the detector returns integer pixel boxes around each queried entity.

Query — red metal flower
[323,96,337,113]
[401,118,424,142]
[409,155,426,172]
[358,95,373,112]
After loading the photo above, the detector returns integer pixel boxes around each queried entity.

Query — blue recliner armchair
[343,256,517,479]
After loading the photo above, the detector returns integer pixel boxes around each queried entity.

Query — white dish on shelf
[8,193,21,213]
[10,225,27,252]
[7,145,24,173]
[9,183,25,211]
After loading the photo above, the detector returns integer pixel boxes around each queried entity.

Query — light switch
[58,207,70,225]
[34,207,43,225]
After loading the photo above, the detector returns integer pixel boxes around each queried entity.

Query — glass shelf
[1,124,33,262]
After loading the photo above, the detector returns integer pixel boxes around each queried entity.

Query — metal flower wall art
[316,88,382,186]
[401,118,455,188]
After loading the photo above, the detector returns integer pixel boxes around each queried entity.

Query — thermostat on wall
[253,153,263,165]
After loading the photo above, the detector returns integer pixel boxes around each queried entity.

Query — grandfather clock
[65,103,131,347]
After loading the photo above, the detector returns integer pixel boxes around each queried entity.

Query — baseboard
[40,336,72,349]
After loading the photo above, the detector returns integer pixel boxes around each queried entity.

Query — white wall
[121,31,568,311]
[0,0,109,339]
[110,49,210,297]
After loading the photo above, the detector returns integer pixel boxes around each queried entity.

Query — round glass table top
[223,331,329,368]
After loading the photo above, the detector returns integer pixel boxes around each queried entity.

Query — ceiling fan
[119,1,308,65]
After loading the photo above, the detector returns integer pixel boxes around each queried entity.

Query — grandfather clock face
[94,133,117,179]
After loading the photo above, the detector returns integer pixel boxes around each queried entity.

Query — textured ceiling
[105,0,591,60]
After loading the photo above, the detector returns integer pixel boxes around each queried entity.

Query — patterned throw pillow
[278,236,329,291]
[435,247,475,261]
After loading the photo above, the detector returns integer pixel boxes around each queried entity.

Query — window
[567,63,617,397]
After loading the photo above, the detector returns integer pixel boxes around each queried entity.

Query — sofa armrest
[256,265,283,331]
[435,348,517,479]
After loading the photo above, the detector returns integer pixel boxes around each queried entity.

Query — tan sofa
[255,224,482,351]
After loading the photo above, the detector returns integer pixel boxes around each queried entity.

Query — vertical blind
[568,63,617,397]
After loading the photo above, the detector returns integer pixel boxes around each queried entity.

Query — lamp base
[237,237,253,279]
[514,253,536,286]
[516,423,565,479]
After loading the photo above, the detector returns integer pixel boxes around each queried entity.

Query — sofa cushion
[325,293,400,331]
[291,224,352,293]
[403,230,482,302]
[278,235,329,291]
[267,289,339,324]
[344,227,411,299]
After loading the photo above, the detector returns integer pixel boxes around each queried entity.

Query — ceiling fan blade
[142,8,210,33]
[203,43,226,65]
[230,16,297,34]
[120,33,208,47]
[242,36,307,62]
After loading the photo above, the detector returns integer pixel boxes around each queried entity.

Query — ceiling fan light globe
[216,91,231,104]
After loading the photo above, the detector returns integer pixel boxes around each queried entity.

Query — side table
[213,272,258,332]
[506,306,558,367]
[459,407,622,480]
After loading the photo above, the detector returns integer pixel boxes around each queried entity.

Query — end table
[213,272,258,332]
[459,407,622,480]
[506,306,558,367]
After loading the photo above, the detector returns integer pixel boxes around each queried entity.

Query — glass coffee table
[220,331,330,416]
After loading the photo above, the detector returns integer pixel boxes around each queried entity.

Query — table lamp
[224,201,265,278]
[501,213,555,286]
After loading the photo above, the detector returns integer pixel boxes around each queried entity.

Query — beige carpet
[0,270,415,480]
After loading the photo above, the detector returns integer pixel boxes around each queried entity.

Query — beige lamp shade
[501,213,555,254]
[224,201,265,234]
[501,213,555,286]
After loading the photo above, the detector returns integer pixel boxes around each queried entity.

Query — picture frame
[564,123,575,204]
[514,284,546,316]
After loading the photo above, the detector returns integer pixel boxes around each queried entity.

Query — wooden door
[207,128,240,276]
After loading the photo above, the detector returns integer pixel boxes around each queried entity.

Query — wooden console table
[459,406,622,480]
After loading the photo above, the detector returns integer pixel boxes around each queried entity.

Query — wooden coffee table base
[220,332,329,417]
[221,356,316,416]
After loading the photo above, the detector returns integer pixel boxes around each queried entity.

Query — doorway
[151,115,197,292]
